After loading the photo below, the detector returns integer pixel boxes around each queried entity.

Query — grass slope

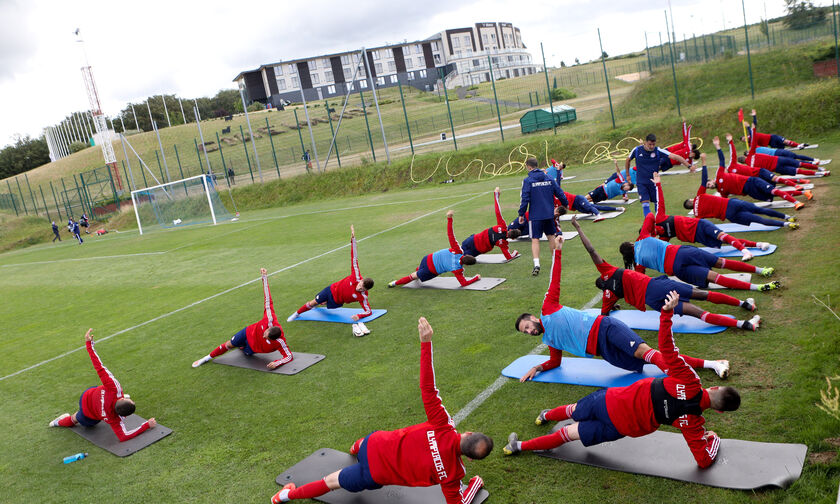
[1,137,839,502]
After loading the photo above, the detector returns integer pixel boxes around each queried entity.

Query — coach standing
[626,134,690,218]
[518,158,568,276]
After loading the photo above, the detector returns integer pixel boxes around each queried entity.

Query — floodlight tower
[75,28,122,190]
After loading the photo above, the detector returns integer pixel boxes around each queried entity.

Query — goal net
[130,175,233,234]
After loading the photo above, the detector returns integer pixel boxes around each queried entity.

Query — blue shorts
[672,247,717,288]
[596,317,645,373]
[528,218,556,239]
[694,219,723,248]
[636,181,656,203]
[76,387,100,427]
[572,388,623,446]
[338,433,383,492]
[588,185,608,203]
[460,235,480,257]
[645,276,693,315]
[768,134,786,149]
[315,285,342,309]
[230,327,255,356]
[416,256,438,282]
[743,177,774,201]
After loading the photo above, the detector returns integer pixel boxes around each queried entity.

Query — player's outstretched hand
[148,418,157,429]
[418,317,433,343]
[260,267,267,276]
[750,109,756,116]
[705,430,718,440]
[555,234,564,249]
[663,290,680,311]
[84,328,94,342]
[520,366,540,382]
[518,215,525,224]
[350,314,360,322]
[267,360,283,370]
[700,152,707,163]
[446,210,454,218]
[652,172,661,184]
[725,133,733,142]
[350,224,355,237]
[712,136,720,148]
[570,215,580,230]
[494,186,500,194]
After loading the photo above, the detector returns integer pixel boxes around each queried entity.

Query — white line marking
[453,293,603,427]
[1,251,166,267]
[0,191,488,382]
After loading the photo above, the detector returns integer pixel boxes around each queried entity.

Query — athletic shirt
[749,153,778,170]
[80,340,151,442]
[245,275,286,354]
[727,162,761,178]
[694,165,730,220]
[366,341,466,503]
[519,169,568,220]
[634,237,677,275]
[597,261,651,314]
[628,145,672,180]
[432,249,463,274]
[604,310,718,468]
[329,234,372,317]
[603,178,625,199]
[755,146,777,155]
[713,165,748,197]
[471,192,514,258]
[563,191,580,211]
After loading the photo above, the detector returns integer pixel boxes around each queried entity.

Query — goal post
[130,174,233,235]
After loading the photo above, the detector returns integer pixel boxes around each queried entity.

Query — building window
[389,75,398,83]
[277,79,286,90]
[404,57,412,68]
[291,76,299,87]
[414,44,421,54]
[289,64,297,75]
[452,37,460,48]
[482,34,489,44]
[372,50,380,60]
[321,58,329,69]
[407,72,415,80]
[431,41,439,51]
[325,70,333,83]
[327,85,336,94]
[434,54,441,64]
[491,33,496,42]
[311,73,320,85]
[348,82,354,91]
[463,35,471,46]
[343,67,352,80]
[340,54,350,65]
[419,69,427,78]
[376,76,385,85]
[472,59,480,67]
[360,80,367,88]
[375,62,383,74]
[275,65,283,76]
[387,61,396,72]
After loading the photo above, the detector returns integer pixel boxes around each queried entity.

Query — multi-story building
[233,21,538,107]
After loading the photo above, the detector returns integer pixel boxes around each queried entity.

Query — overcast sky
[0,0,804,148]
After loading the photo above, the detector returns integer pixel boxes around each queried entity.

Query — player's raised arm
[571,217,604,266]
[417,317,454,429]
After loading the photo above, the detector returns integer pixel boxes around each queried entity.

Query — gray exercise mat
[778,173,824,179]
[669,273,752,289]
[778,183,814,191]
[661,168,691,175]
[402,277,505,290]
[753,200,794,209]
[212,351,325,375]
[276,448,489,504]
[70,414,172,457]
[601,198,638,205]
[510,231,578,242]
[534,421,806,489]
[475,253,521,264]
[558,210,624,221]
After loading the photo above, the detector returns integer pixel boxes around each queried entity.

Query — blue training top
[603,178,625,199]
[628,145,672,181]
[755,146,777,156]
[431,249,463,274]
[519,169,568,220]
[634,236,669,273]
[541,306,598,357]
[545,166,558,181]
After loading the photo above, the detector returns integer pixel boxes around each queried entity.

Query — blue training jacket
[628,145,672,182]
[519,169,568,220]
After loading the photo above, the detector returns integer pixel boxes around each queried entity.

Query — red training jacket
[329,232,372,317]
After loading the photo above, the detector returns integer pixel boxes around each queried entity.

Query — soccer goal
[130,175,234,235]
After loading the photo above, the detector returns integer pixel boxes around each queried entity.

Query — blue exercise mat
[294,308,387,324]
[716,223,782,233]
[699,244,777,258]
[501,355,664,387]
[582,309,732,334]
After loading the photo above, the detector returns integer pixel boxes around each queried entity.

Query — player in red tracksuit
[664,121,700,166]
[191,268,292,369]
[460,187,521,260]
[642,169,769,261]
[503,291,740,469]
[289,225,374,324]
[572,218,761,331]
[49,329,157,441]
[272,317,491,503]
[740,108,809,149]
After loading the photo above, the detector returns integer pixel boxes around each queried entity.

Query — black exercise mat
[533,421,806,489]
[212,351,325,375]
[276,448,489,504]
[70,414,171,457]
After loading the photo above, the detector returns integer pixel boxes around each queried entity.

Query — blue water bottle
[63,452,88,464]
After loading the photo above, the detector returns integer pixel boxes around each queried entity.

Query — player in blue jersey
[625,134,691,217]
[389,210,480,287]
[514,234,729,381]
[587,160,634,204]
[518,157,570,276]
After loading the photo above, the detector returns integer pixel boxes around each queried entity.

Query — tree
[574,57,580,65]
[560,61,566,67]
[0,135,50,179]
[784,0,826,30]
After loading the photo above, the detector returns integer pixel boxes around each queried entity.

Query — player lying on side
[460,187,521,260]
[272,317,491,503]
[572,218,761,331]
[587,160,634,204]
[740,108,811,149]
[504,291,739,469]
[515,234,729,382]
[389,210,480,287]
[288,225,374,335]
[560,190,622,223]
[50,329,157,441]
[192,268,292,369]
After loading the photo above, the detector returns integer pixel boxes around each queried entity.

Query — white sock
[533,258,540,267]
[750,284,759,291]
[736,320,745,328]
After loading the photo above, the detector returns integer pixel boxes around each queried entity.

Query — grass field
[2,131,839,503]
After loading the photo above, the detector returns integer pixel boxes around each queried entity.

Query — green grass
[1,134,840,502]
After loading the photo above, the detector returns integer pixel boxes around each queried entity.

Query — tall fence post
[324,99,342,167]
[216,132,231,188]
[265,117,281,177]
[357,87,377,163]
[665,12,682,117]
[50,181,61,220]
[540,42,556,136]
[60,178,70,217]
[488,55,505,142]
[293,109,314,171]
[7,179,19,215]
[39,185,51,220]
[239,87,263,181]
[239,125,255,182]
[833,0,839,78]
[598,28,616,129]
[741,0,756,100]
[396,80,415,154]
[24,173,38,215]
[644,32,653,73]
[439,67,458,150]
[173,145,187,195]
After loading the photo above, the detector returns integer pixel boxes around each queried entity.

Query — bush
[247,102,265,112]
[69,142,88,154]
[550,87,577,101]
[467,85,479,91]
